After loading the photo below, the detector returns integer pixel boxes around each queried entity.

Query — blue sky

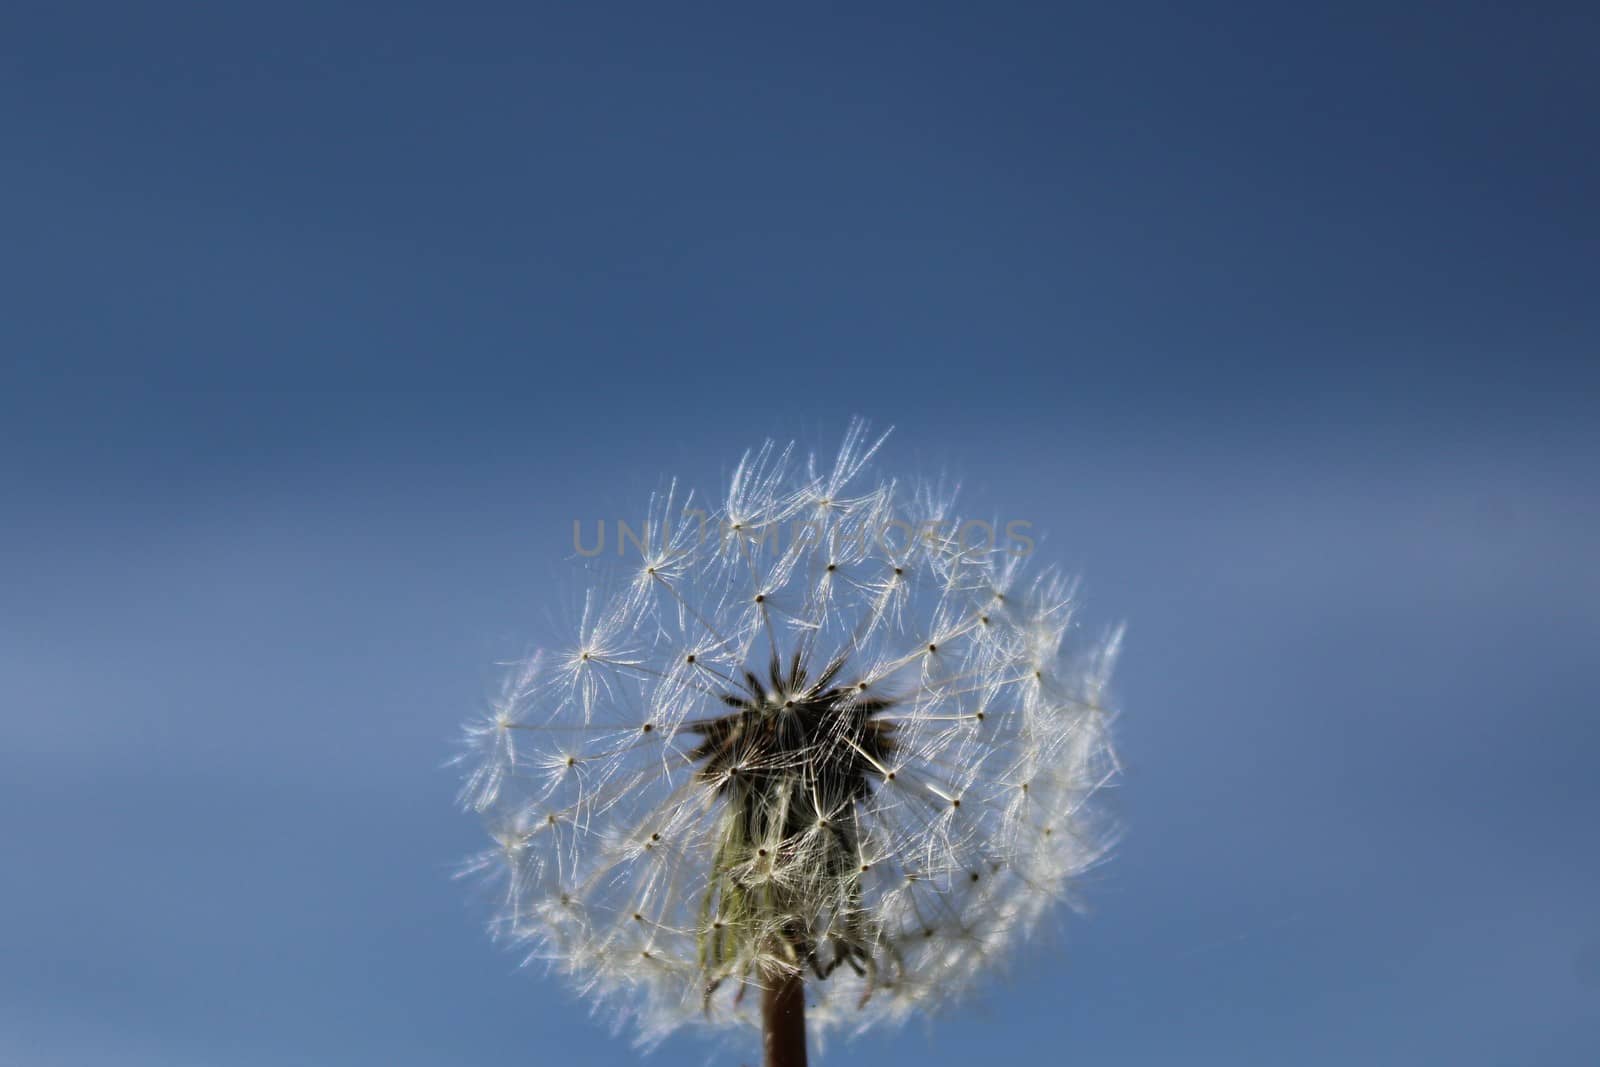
[2,3,1597,1064]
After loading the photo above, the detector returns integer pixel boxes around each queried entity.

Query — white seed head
[456,420,1122,1046]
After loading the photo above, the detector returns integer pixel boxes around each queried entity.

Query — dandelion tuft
[455,420,1122,1057]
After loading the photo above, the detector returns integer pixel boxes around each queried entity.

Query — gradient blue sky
[3,3,1597,1064]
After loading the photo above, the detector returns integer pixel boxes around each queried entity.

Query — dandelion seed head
[457,419,1122,1045]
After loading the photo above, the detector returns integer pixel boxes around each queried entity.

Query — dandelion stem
[761,971,807,1067]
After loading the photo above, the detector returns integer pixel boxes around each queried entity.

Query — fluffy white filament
[456,420,1121,1046]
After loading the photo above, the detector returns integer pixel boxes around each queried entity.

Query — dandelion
[455,420,1122,1065]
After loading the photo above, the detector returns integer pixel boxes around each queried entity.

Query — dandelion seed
[455,419,1122,1063]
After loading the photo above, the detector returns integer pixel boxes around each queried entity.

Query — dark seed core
[687,650,896,813]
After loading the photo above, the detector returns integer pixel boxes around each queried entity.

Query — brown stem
[761,970,807,1067]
